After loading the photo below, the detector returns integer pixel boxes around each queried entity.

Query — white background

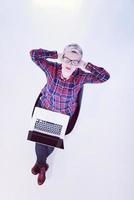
[0,0,134,199]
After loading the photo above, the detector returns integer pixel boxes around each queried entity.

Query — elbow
[30,49,34,57]
[106,73,110,81]
[99,72,110,83]
[29,49,36,62]
[103,73,110,82]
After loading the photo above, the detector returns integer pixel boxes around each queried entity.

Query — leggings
[35,143,55,165]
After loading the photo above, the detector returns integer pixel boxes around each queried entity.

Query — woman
[29,43,110,185]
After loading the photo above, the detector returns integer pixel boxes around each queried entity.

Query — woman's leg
[35,143,55,166]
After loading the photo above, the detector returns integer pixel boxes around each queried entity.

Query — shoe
[31,161,41,175]
[37,164,49,185]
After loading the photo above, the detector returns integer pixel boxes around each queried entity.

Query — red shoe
[37,164,49,185]
[31,161,41,175]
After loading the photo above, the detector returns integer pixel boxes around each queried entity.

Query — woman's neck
[61,69,71,80]
[61,73,70,80]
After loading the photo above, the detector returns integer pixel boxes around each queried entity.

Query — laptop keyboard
[34,119,63,136]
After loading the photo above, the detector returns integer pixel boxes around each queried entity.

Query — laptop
[27,107,70,149]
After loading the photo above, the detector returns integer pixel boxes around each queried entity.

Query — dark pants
[35,143,55,165]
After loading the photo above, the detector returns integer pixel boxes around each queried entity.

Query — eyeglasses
[62,56,80,66]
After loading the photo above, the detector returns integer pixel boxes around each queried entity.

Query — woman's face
[61,51,81,78]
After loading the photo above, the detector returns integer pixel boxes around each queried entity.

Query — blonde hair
[63,43,83,59]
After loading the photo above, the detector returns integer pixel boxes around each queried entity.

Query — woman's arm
[30,48,58,72]
[78,61,110,83]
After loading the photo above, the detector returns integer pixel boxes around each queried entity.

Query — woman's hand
[77,60,87,69]
[58,53,63,61]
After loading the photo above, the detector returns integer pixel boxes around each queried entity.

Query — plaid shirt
[30,49,110,116]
